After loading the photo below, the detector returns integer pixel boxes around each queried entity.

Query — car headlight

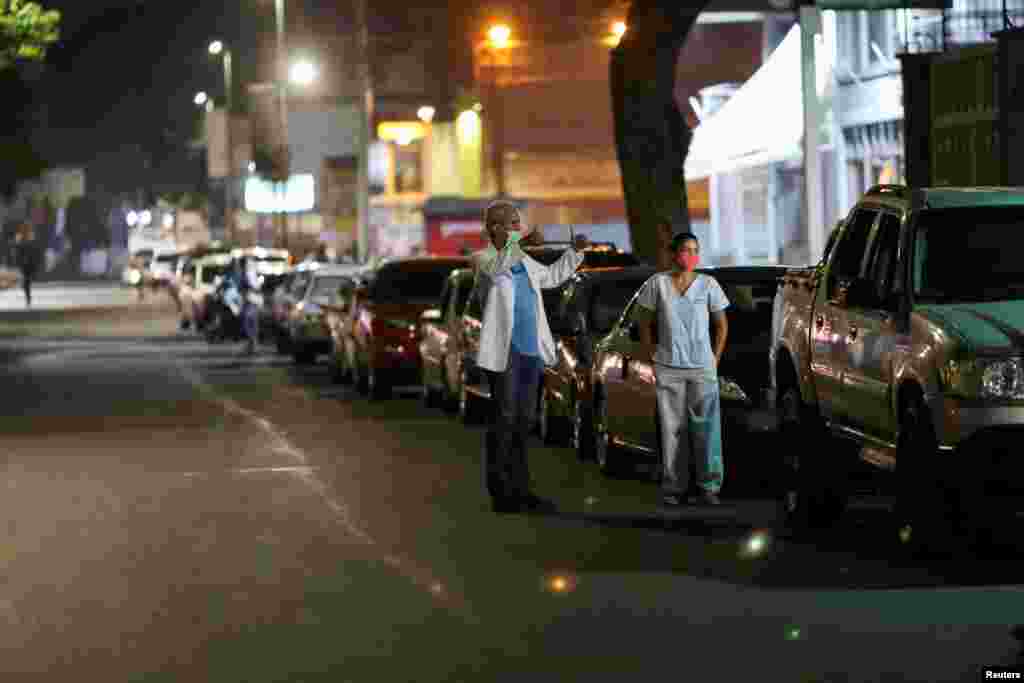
[980,358,1024,399]
[943,357,1024,400]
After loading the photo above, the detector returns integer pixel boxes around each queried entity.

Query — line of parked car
[255,240,787,500]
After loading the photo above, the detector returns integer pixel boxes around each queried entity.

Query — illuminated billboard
[244,174,316,213]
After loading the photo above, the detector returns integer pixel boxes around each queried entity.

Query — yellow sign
[377,121,427,145]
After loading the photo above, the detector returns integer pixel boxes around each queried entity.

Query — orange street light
[612,21,627,39]
[487,24,511,50]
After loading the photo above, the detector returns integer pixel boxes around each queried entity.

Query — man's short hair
[669,231,700,253]
[484,200,520,230]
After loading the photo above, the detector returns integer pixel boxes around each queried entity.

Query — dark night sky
[7,0,629,195]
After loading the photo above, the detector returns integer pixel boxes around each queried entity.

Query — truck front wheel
[894,395,962,557]
[776,373,846,532]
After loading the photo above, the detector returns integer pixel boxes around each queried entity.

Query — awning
[685,24,803,180]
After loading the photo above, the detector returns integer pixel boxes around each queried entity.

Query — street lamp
[289,59,317,87]
[208,38,235,242]
[477,23,514,195]
[417,105,435,123]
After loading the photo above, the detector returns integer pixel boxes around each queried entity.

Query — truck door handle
[848,325,858,341]
[815,315,824,329]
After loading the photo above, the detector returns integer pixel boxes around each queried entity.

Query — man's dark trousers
[483,348,544,503]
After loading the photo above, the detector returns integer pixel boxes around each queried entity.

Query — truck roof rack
[865,184,907,198]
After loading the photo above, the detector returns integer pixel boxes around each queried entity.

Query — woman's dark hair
[669,231,700,253]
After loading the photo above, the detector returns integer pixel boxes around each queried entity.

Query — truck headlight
[980,358,1024,399]
[944,357,1024,400]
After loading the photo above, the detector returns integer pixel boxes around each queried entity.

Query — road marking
[175,360,477,622]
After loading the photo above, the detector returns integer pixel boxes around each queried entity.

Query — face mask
[677,253,699,271]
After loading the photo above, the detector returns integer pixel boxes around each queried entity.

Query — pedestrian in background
[470,200,588,514]
[13,221,42,308]
[228,256,260,355]
[633,231,730,506]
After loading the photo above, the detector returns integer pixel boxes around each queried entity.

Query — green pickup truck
[770,184,1024,553]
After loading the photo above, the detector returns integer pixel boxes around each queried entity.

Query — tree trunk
[611,1,707,270]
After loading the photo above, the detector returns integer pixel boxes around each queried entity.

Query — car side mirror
[420,308,442,323]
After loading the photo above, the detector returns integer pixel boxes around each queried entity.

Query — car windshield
[371,265,455,303]
[309,276,348,301]
[913,207,1024,303]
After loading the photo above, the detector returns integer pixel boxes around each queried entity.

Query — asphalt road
[1,293,1023,681]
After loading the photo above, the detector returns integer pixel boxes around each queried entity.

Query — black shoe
[694,491,721,506]
[519,494,558,514]
[491,496,522,514]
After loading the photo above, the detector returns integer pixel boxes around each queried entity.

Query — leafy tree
[0,0,61,70]
[611,0,705,268]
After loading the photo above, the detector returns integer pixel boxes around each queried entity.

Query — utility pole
[355,0,374,263]
[223,47,235,243]
[275,0,289,251]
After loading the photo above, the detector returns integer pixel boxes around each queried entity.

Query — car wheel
[776,377,846,533]
[592,389,625,477]
[894,394,964,558]
[539,388,569,447]
[293,346,316,365]
[329,342,351,385]
[440,357,459,414]
[275,331,291,355]
[572,393,595,462]
[368,363,391,400]
[459,368,483,425]
[421,364,436,407]
[355,358,370,396]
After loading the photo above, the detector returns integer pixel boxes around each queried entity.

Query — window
[309,276,349,301]
[590,278,649,335]
[868,10,894,65]
[829,208,878,299]
[866,213,902,305]
[371,265,452,303]
[912,207,1024,303]
[291,272,312,298]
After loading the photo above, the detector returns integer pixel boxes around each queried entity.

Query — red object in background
[422,196,528,256]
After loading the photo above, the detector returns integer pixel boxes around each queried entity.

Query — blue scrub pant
[654,365,724,495]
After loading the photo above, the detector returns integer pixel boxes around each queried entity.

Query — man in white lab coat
[471,200,588,514]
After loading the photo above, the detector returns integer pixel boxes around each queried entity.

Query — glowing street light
[194,91,209,106]
[417,105,435,123]
[208,39,224,56]
[487,24,511,50]
[289,59,318,87]
[612,21,627,39]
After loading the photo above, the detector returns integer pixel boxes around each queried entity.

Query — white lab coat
[472,243,585,372]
